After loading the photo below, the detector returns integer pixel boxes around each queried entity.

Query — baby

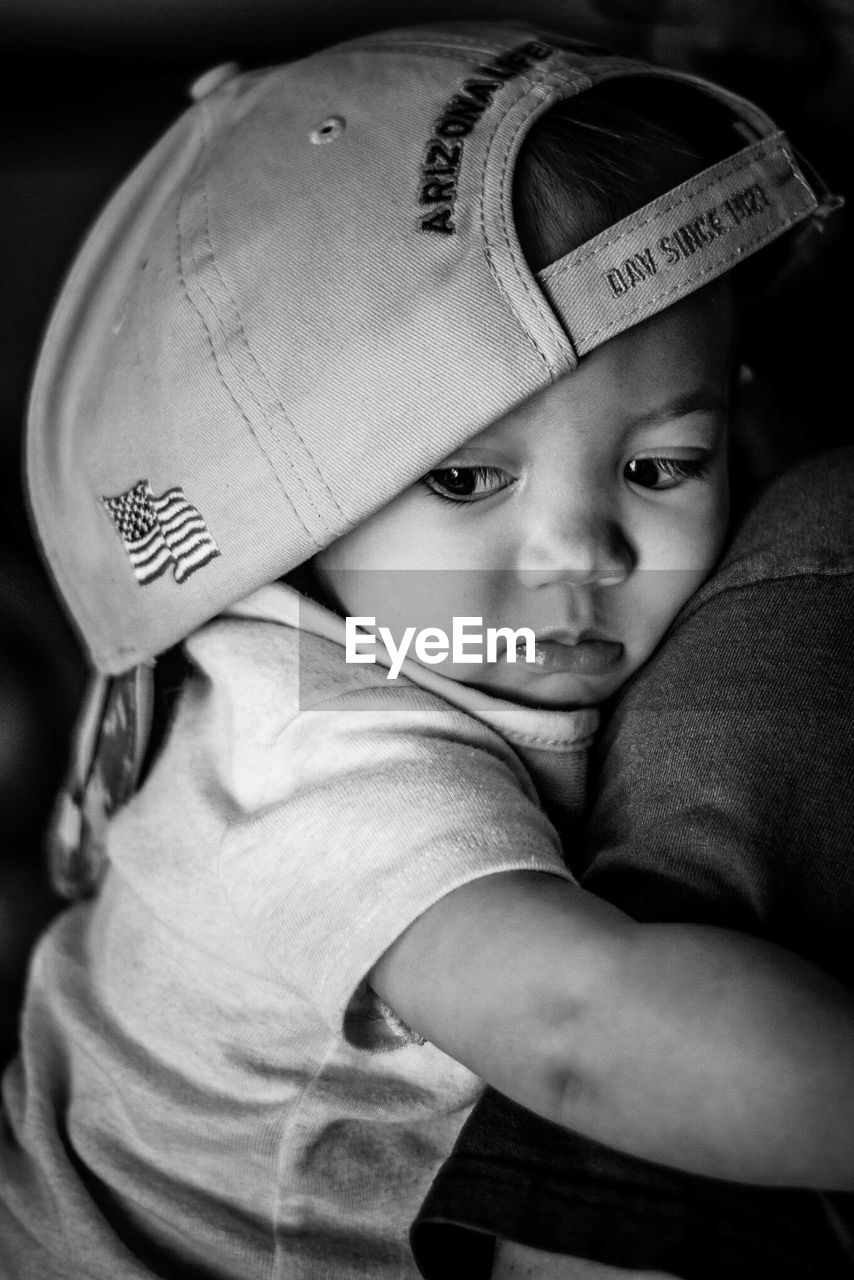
[2,22,852,1280]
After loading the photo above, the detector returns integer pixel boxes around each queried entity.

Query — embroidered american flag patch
[102,481,220,586]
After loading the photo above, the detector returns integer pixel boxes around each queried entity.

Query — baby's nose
[515,510,633,591]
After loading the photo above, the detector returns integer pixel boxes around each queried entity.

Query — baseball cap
[25,21,836,680]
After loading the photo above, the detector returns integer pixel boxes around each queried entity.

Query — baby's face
[313,289,733,708]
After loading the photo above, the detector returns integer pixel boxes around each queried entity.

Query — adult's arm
[372,868,854,1190]
[374,446,854,1193]
[407,446,854,1278]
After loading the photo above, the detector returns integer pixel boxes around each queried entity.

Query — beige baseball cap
[26,21,832,675]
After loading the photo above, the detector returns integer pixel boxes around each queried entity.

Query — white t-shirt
[0,584,597,1279]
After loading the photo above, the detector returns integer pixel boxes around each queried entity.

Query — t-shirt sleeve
[217,676,572,1046]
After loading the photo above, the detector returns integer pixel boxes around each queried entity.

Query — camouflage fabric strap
[48,664,154,898]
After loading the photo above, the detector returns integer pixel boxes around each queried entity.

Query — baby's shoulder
[186,611,457,728]
[177,610,528,819]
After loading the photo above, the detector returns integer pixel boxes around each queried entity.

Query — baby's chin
[452,657,631,711]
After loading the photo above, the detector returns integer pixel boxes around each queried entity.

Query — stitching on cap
[478,98,569,376]
[576,194,812,348]
[177,163,316,551]
[199,171,344,529]
[196,170,340,535]
[341,39,641,83]
[497,97,576,347]
[197,103,343,530]
[176,112,314,542]
[336,40,546,63]
[479,68,595,372]
[545,136,791,283]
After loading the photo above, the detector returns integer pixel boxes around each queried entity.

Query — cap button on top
[188,62,241,102]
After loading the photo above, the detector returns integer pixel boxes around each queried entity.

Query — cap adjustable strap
[537,131,820,357]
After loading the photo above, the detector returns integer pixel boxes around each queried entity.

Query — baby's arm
[223,628,854,1194]
[371,870,854,1189]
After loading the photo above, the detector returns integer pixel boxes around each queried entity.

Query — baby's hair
[514,78,746,274]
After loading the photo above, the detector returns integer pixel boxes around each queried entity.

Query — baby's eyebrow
[629,392,728,431]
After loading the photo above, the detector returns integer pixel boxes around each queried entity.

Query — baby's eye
[423,465,513,503]
[625,456,709,490]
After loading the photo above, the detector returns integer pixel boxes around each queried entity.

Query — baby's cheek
[699,465,731,563]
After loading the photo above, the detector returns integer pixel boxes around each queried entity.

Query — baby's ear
[729,363,809,497]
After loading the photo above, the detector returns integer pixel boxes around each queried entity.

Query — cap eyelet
[310,116,346,145]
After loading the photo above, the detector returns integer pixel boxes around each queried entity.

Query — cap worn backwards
[26,21,831,675]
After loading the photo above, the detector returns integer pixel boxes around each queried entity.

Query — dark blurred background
[1,0,853,1065]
